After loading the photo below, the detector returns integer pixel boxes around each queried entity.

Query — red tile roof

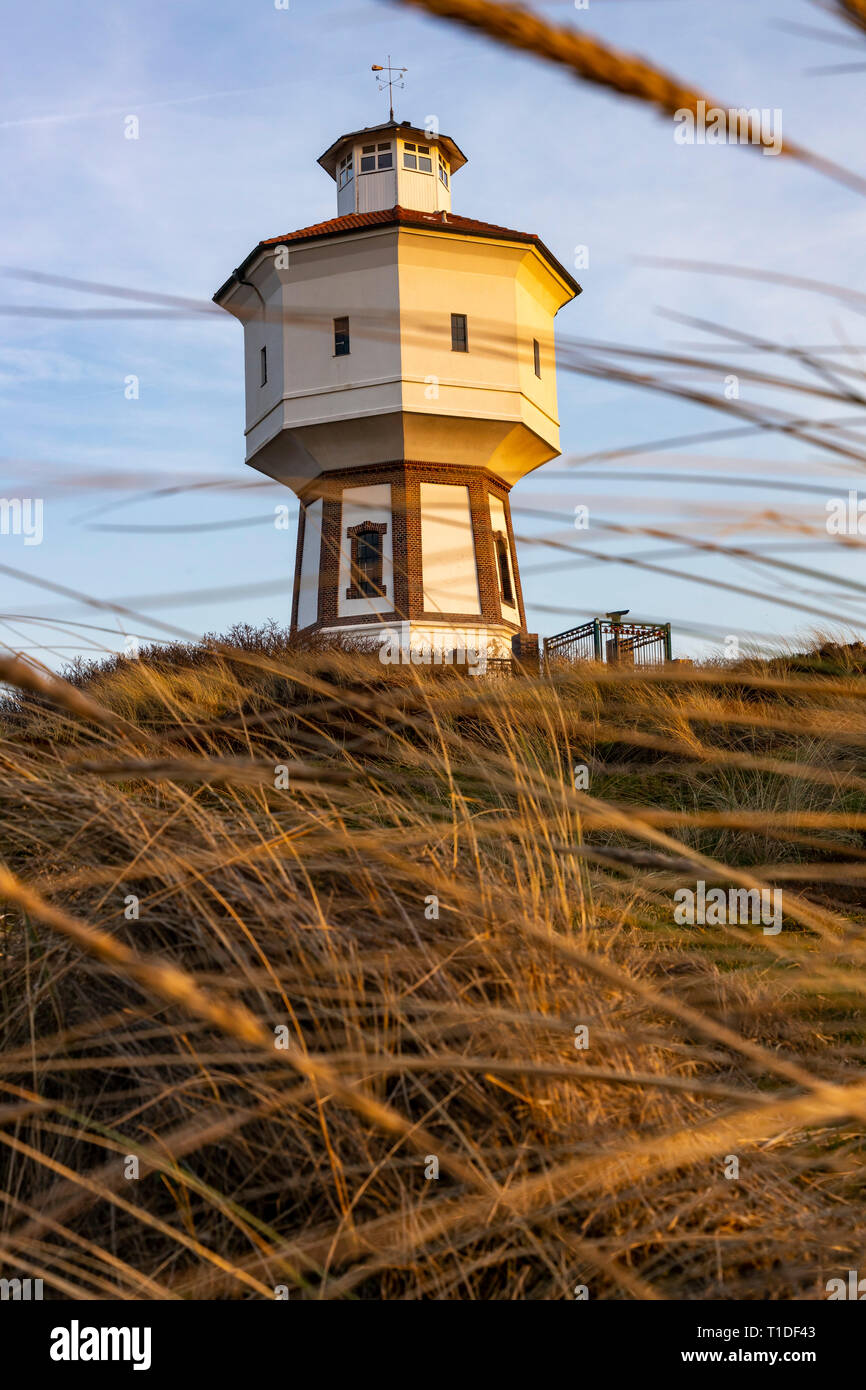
[214,207,580,302]
[261,207,535,244]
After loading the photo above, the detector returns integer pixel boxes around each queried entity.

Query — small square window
[451,313,468,352]
[403,151,417,170]
[533,338,541,378]
[334,316,350,357]
[360,154,375,172]
[260,346,267,386]
[418,155,432,172]
[418,145,430,155]
[377,150,393,169]
[404,141,417,152]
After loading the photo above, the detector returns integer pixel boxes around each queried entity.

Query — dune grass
[1,631,866,1299]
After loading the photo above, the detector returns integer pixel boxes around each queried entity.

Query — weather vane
[371,57,407,122]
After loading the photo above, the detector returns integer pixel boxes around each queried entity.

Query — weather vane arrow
[371,56,407,121]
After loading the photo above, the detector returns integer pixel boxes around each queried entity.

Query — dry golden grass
[2,635,866,1299]
[3,0,865,1306]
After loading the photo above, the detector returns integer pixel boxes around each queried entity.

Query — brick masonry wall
[291,460,526,635]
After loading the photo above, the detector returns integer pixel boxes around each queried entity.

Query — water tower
[214,87,579,659]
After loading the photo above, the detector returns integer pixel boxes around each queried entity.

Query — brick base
[291,460,527,636]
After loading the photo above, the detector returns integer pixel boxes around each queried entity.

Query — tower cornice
[213,207,581,306]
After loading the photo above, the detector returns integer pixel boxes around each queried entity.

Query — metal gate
[544,617,671,667]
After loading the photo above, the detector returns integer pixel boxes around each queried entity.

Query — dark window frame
[451,313,468,353]
[334,316,350,357]
[494,532,514,606]
[259,346,268,387]
[533,338,541,378]
[346,521,387,599]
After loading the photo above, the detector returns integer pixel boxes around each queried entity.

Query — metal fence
[544,619,672,667]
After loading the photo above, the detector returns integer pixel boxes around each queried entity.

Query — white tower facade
[214,117,579,659]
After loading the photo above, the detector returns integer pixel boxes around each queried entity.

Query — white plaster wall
[243,233,403,442]
[488,493,520,625]
[337,483,393,618]
[419,482,480,615]
[222,225,574,489]
[297,497,323,629]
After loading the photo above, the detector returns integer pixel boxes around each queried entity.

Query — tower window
[451,313,468,352]
[360,142,393,172]
[338,152,354,188]
[346,521,387,598]
[533,338,541,378]
[495,532,514,606]
[438,154,449,187]
[260,346,267,386]
[403,141,432,173]
[334,317,350,357]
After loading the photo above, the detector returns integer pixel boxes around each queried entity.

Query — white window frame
[360,141,393,173]
[338,152,354,189]
[402,139,433,174]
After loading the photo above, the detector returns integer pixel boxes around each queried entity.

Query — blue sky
[2,0,866,665]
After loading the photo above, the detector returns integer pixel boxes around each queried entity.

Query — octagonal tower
[214,117,580,658]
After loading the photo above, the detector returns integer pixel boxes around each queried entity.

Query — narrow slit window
[260,346,268,386]
[495,533,514,606]
[451,313,468,352]
[334,317,350,357]
[533,338,541,378]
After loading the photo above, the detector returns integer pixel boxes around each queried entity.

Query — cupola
[317,120,468,216]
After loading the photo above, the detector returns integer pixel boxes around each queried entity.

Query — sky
[2,0,866,666]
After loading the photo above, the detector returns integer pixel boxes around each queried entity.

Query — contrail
[0,83,282,131]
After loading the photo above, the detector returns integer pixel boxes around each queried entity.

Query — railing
[544,619,672,667]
